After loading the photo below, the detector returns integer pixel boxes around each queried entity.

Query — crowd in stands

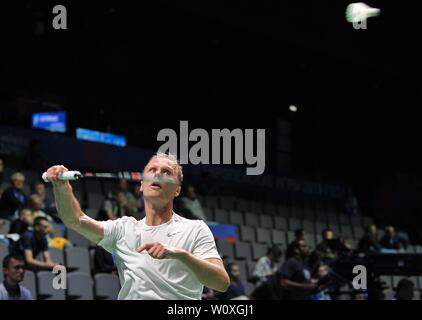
[0,157,421,300]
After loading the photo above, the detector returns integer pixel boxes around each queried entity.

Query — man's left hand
[136,242,186,259]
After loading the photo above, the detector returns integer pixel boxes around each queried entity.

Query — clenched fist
[44,165,70,186]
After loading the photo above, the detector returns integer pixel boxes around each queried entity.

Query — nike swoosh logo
[167,231,182,237]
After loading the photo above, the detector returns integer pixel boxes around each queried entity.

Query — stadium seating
[65,247,91,273]
[67,272,94,300]
[37,271,66,300]
[0,219,10,235]
[94,273,120,300]
[21,269,37,299]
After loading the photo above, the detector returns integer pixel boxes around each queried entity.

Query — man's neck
[144,200,173,226]
[4,279,19,291]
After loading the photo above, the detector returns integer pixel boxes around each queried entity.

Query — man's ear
[140,182,144,193]
[175,185,181,197]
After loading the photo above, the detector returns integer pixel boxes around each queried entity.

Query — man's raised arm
[46,165,104,244]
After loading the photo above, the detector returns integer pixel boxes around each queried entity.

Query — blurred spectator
[94,246,117,274]
[117,179,136,202]
[316,229,351,265]
[252,245,282,286]
[285,229,305,259]
[0,254,33,300]
[132,185,145,217]
[178,185,207,221]
[344,189,359,215]
[353,290,368,300]
[310,264,332,300]
[9,208,34,235]
[396,231,410,250]
[98,189,130,221]
[28,194,65,237]
[123,184,143,220]
[358,224,381,254]
[316,229,338,264]
[380,226,408,251]
[218,262,248,300]
[17,217,58,271]
[0,172,28,220]
[250,270,283,300]
[394,278,415,300]
[31,181,56,216]
[202,287,217,300]
[280,239,316,300]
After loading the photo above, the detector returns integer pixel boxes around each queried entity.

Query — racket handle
[42,171,83,183]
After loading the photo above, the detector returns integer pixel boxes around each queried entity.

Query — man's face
[12,176,25,189]
[31,197,43,211]
[35,220,50,236]
[34,183,45,196]
[20,210,34,225]
[230,265,240,279]
[370,224,377,235]
[317,265,328,279]
[297,240,310,257]
[324,231,334,240]
[386,226,395,237]
[115,192,127,206]
[140,157,181,204]
[4,258,25,283]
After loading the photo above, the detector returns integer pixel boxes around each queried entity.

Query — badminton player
[45,153,229,299]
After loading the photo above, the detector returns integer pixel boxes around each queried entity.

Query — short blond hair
[144,152,183,184]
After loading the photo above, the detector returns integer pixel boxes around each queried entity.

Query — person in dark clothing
[380,226,407,251]
[31,181,57,217]
[280,239,317,300]
[285,229,305,259]
[250,271,284,300]
[316,229,351,265]
[9,208,34,235]
[358,224,381,254]
[0,172,28,220]
[17,217,58,271]
[94,246,117,274]
[0,254,33,300]
[97,189,130,221]
[395,278,415,300]
[218,262,247,300]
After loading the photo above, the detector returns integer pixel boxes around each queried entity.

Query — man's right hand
[45,165,70,186]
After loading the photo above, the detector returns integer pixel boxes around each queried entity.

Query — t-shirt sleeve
[41,236,48,252]
[192,221,222,260]
[97,219,125,254]
[20,233,33,251]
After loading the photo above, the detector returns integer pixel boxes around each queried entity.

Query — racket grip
[42,171,83,183]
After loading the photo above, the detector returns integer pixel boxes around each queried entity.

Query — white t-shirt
[98,212,221,300]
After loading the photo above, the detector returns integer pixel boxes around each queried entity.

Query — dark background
[0,0,421,238]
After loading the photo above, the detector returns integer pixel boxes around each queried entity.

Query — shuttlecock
[346,2,380,23]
